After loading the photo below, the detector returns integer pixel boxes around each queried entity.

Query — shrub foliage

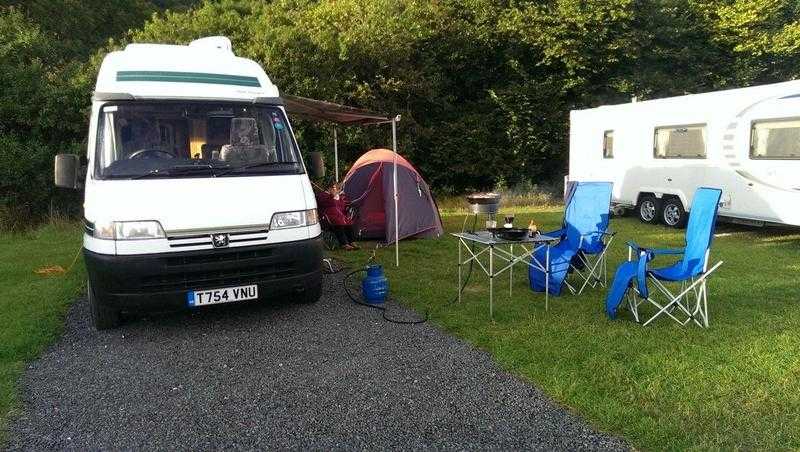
[1,0,799,228]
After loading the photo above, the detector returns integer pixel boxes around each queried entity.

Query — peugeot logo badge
[211,233,230,248]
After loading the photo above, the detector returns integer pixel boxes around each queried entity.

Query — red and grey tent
[343,149,443,244]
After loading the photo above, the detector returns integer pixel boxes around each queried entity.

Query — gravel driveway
[5,270,628,451]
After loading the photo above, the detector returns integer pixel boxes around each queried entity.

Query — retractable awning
[283,95,391,125]
[283,94,402,267]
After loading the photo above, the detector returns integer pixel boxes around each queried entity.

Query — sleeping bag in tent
[342,149,443,244]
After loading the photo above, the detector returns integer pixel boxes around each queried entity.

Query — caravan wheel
[661,198,687,228]
[636,196,661,225]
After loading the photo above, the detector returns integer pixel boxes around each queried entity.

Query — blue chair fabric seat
[529,181,614,296]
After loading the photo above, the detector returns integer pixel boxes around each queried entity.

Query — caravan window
[654,124,707,159]
[750,118,800,159]
[603,130,614,158]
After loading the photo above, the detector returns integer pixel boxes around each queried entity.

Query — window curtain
[698,126,707,157]
[656,129,671,157]
[755,127,770,157]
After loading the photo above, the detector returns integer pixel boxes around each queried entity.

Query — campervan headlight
[269,209,318,230]
[92,220,166,240]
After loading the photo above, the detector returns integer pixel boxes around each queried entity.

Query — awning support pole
[392,116,400,267]
[333,127,339,182]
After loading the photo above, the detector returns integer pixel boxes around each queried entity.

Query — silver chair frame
[624,246,723,328]
[563,231,615,296]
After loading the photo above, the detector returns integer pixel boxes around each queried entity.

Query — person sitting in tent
[315,183,359,250]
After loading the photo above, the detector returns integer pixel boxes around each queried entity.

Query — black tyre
[297,280,323,304]
[637,195,661,225]
[661,197,688,228]
[610,205,627,217]
[87,279,120,330]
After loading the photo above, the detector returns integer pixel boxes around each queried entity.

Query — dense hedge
[2,0,799,229]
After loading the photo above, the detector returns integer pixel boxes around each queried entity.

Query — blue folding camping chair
[606,187,724,327]
[529,181,615,296]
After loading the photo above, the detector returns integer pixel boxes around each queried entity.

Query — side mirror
[54,154,80,189]
[309,152,325,179]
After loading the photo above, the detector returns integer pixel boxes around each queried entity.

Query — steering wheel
[128,148,176,160]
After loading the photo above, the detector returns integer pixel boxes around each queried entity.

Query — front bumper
[84,236,323,312]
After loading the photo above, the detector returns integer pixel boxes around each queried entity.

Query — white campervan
[569,80,800,228]
[54,37,323,329]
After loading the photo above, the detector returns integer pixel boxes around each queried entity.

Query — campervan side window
[654,124,707,159]
[750,118,800,159]
[603,130,614,158]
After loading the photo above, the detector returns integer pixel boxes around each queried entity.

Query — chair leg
[638,263,722,327]
[693,279,710,328]
[564,279,577,295]
[602,252,608,287]
[573,249,610,295]
[626,290,640,323]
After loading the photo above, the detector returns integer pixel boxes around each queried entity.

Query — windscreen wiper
[215,161,298,176]
[130,163,227,180]
[130,168,173,180]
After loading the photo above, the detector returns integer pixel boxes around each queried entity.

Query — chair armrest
[636,252,650,297]
[627,240,643,252]
[650,248,684,255]
[580,230,615,238]
[626,241,683,255]
[544,228,565,238]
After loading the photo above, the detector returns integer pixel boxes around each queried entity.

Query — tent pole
[334,127,339,183]
[392,116,400,267]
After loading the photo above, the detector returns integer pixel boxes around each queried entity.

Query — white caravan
[568,80,800,228]
[55,37,324,329]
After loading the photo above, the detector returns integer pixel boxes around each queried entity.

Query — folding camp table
[452,231,560,319]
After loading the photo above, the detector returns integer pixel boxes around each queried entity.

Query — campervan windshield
[95,102,302,179]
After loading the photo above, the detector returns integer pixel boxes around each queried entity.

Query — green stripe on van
[116,71,261,87]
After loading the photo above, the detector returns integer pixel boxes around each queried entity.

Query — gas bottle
[362,264,388,304]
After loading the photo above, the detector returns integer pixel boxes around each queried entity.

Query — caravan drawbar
[569,80,800,228]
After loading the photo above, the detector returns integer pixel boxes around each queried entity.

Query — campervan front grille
[163,248,274,267]
[166,228,269,249]
[138,263,296,292]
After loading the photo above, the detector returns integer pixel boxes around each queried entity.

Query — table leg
[489,245,494,320]
[545,244,550,311]
[458,239,462,304]
[509,244,513,297]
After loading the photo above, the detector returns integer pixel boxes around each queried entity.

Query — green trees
[0,1,197,229]
[1,0,798,228]
[0,7,83,228]
[703,0,800,82]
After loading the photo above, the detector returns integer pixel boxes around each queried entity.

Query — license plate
[187,284,258,307]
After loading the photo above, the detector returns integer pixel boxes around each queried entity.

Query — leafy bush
[2,0,800,229]
[0,3,191,229]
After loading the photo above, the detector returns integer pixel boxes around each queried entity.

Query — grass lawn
[2,212,797,449]
[333,207,800,450]
[0,223,85,442]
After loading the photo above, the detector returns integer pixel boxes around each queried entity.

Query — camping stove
[465,192,501,232]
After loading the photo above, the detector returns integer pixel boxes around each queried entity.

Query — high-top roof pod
[95,36,278,101]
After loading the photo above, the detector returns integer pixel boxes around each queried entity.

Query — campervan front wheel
[297,281,323,304]
[87,279,120,330]
[661,198,688,228]
[637,196,661,225]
